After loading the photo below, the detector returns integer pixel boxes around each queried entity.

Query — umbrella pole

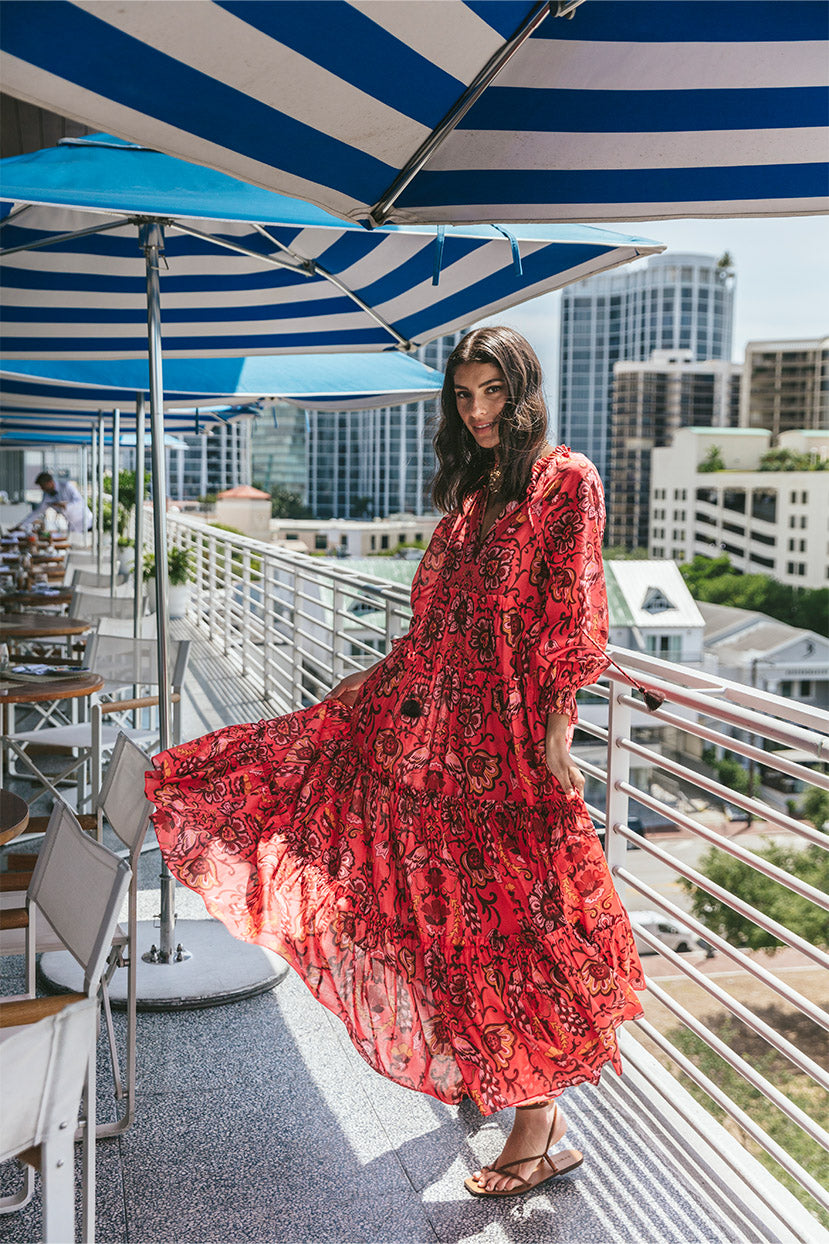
[110,408,120,593]
[80,445,88,547]
[134,394,145,638]
[89,428,97,557]
[142,222,177,965]
[96,413,104,575]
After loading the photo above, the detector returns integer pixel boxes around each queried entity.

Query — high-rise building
[305,332,463,519]
[740,337,829,437]
[608,351,741,551]
[250,402,310,504]
[559,253,735,487]
[162,419,251,501]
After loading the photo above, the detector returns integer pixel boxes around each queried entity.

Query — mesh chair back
[99,733,153,856]
[71,589,144,619]
[0,998,96,1162]
[92,635,189,692]
[28,804,131,994]
[72,569,128,590]
[92,635,162,687]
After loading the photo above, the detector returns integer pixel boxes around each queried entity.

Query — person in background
[10,471,92,535]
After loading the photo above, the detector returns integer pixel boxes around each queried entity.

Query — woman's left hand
[545,712,584,800]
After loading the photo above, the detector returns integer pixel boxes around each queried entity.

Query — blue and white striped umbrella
[0,353,444,416]
[0,1,825,226]
[0,135,663,360]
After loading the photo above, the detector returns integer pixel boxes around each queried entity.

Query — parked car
[628,909,712,956]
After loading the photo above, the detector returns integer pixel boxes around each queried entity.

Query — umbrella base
[40,918,288,1011]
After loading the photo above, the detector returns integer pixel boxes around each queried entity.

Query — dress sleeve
[526,455,609,720]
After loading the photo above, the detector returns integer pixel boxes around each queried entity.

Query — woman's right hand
[326,665,376,705]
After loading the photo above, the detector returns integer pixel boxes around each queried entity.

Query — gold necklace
[488,462,502,490]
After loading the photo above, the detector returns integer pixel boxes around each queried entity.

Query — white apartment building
[650,427,829,587]
[270,515,442,558]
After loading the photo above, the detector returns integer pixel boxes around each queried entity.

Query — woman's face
[452,361,507,451]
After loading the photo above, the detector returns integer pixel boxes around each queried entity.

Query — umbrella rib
[367,0,555,227]
[0,204,36,231]
[174,220,414,352]
[168,219,314,272]
[0,215,137,257]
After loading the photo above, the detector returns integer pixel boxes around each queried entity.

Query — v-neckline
[474,489,516,554]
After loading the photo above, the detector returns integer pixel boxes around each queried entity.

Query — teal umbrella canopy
[0,352,444,414]
[0,135,664,360]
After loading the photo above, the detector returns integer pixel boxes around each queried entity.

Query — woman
[146,326,644,1199]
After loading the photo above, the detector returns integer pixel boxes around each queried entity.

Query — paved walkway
[1,621,824,1244]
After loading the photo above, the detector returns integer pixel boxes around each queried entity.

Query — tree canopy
[680,555,828,637]
[682,842,829,952]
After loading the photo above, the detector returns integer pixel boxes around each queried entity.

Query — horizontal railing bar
[607,646,734,695]
[613,683,827,761]
[573,718,609,742]
[619,737,829,848]
[577,758,608,785]
[633,1018,829,1215]
[642,979,829,1157]
[616,782,829,912]
[583,801,606,825]
[615,865,829,1034]
[611,647,829,734]
[344,637,383,659]
[611,824,829,969]
[582,681,610,700]
[619,697,829,794]
[633,924,829,1091]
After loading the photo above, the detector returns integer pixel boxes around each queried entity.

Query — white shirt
[19,479,92,533]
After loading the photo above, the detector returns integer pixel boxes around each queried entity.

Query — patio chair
[1,735,153,1138]
[2,634,190,811]
[71,569,129,590]
[70,589,141,620]
[0,996,98,1242]
[0,801,131,1242]
[70,587,153,640]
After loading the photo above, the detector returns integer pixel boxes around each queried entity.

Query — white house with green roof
[605,560,705,665]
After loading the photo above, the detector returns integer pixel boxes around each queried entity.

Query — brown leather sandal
[464,1103,583,1198]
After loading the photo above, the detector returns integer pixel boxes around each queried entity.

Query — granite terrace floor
[1,620,823,1244]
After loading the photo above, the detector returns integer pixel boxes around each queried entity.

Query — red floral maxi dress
[146,447,644,1114]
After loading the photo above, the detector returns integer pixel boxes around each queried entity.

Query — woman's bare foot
[471,1100,567,1194]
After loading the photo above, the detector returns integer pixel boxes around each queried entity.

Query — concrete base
[40,918,288,1011]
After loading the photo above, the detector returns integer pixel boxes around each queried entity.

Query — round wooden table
[0,613,91,641]
[0,671,104,706]
[0,587,73,611]
[0,788,29,846]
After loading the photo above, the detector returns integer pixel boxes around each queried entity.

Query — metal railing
[164,511,829,1225]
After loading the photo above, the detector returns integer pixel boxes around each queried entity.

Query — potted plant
[117,536,135,575]
[142,547,195,618]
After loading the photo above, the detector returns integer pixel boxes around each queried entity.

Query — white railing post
[262,554,273,702]
[289,565,302,710]
[222,535,231,658]
[241,548,251,676]
[604,674,632,895]
[207,536,217,644]
[332,582,344,681]
[194,529,205,628]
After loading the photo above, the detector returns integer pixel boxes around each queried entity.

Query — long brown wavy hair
[432,326,550,513]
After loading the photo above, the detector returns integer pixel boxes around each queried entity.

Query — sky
[477,215,829,413]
